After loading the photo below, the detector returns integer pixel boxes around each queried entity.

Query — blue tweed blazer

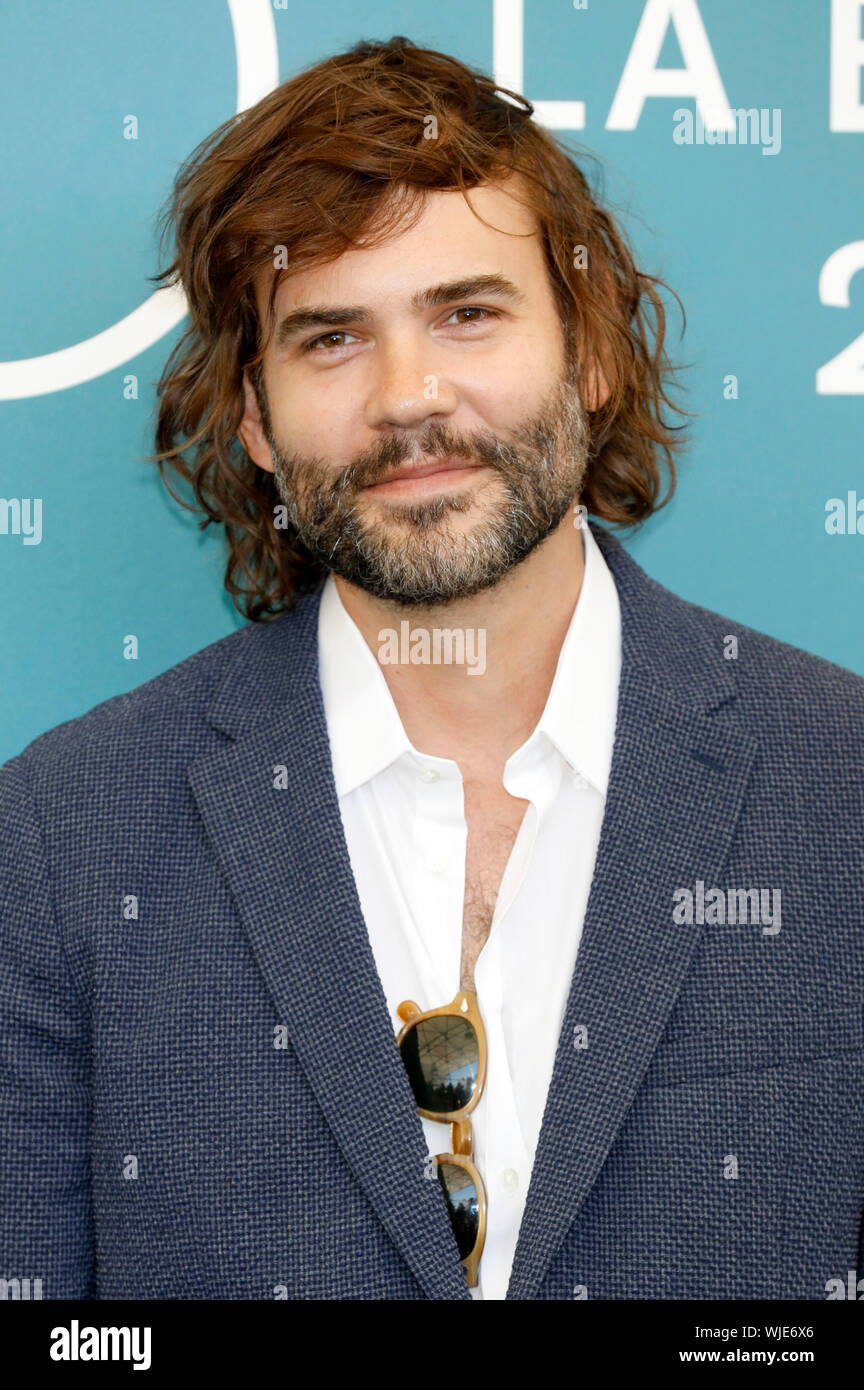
[2,522,863,1301]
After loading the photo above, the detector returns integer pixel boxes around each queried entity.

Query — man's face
[241,179,592,607]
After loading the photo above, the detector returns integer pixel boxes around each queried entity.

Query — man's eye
[445,306,498,326]
[304,331,358,353]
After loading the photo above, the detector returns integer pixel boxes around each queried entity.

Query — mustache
[333,424,517,495]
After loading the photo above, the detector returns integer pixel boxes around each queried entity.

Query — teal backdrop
[2,0,863,764]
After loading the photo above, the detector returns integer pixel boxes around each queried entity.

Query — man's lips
[362,457,490,495]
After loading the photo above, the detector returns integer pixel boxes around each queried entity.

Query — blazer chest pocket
[641,1006,864,1089]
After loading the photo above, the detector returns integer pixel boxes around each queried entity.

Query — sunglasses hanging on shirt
[396,990,488,1287]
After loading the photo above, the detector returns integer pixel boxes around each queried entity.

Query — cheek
[463,360,560,431]
[271,381,356,457]
[461,321,564,403]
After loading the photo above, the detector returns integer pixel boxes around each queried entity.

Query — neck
[331,516,586,778]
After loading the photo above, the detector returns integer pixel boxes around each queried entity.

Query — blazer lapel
[187,593,472,1301]
[505,526,759,1299]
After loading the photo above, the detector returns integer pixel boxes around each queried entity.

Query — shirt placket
[472,742,561,1300]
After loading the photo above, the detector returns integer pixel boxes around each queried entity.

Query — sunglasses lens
[436,1161,480,1259]
[399,1015,479,1114]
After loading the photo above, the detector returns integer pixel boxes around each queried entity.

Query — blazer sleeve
[0,754,95,1298]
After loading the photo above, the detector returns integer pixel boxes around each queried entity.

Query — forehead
[256,178,547,329]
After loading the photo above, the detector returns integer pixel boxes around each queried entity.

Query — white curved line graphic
[0,0,279,400]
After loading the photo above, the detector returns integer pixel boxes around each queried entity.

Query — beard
[261,356,590,608]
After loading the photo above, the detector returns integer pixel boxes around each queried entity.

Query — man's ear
[567,257,618,413]
[583,357,612,413]
[561,312,613,414]
[237,370,275,474]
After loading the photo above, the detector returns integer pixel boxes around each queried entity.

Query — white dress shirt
[316,523,622,1299]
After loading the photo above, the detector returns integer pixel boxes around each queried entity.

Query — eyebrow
[272,274,526,350]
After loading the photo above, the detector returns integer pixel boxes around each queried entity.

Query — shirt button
[572,771,588,789]
[419,767,439,783]
[500,1168,520,1192]
[426,857,445,874]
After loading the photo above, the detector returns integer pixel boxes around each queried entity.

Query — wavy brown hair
[148,35,691,621]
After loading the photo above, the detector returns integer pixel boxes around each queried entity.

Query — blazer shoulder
[667,584,864,730]
[4,621,259,778]
[596,526,864,728]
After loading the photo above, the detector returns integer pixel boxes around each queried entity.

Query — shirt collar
[527,522,621,794]
[317,522,622,798]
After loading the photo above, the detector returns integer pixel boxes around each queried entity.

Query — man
[2,36,863,1302]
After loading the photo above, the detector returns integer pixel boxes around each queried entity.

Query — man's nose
[363,335,459,430]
